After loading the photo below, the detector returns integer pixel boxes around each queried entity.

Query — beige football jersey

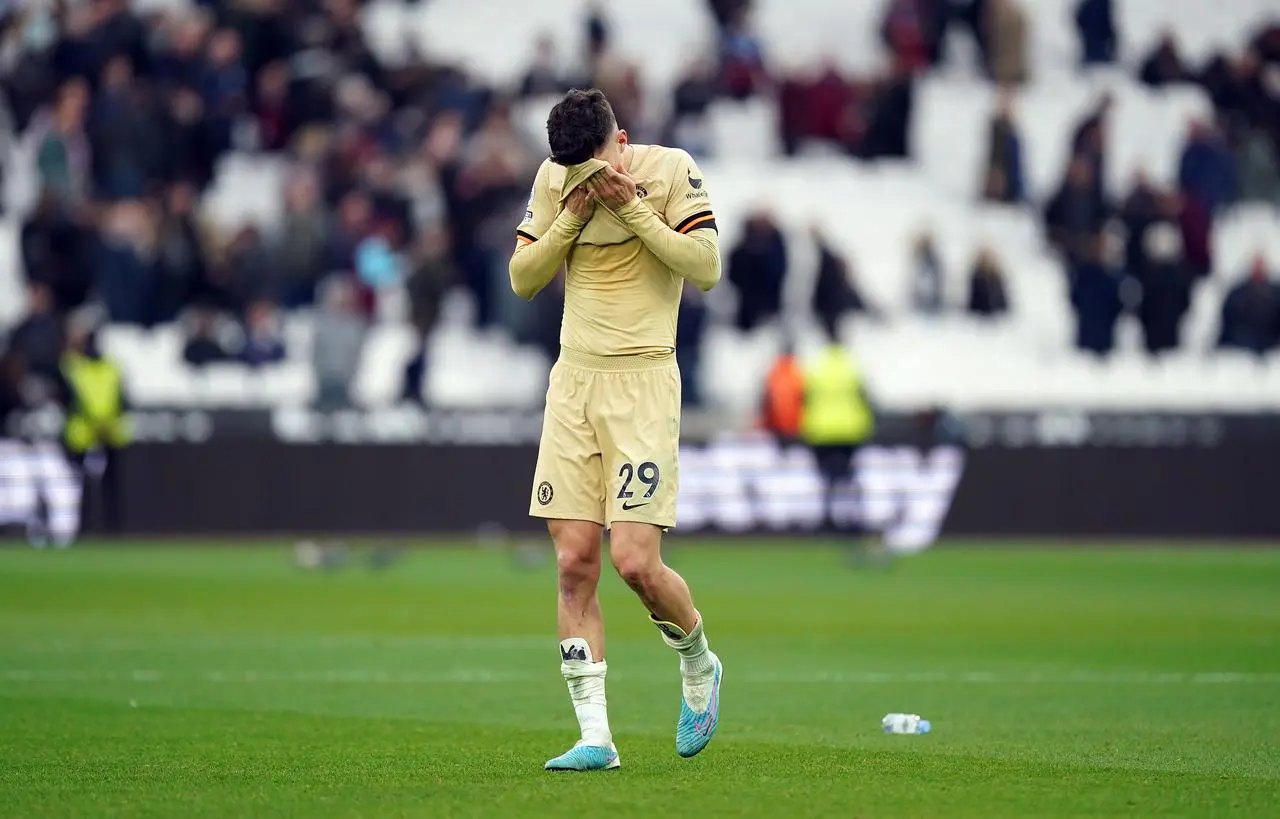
[515,145,719,357]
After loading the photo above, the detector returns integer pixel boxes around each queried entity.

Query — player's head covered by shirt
[546,89,629,172]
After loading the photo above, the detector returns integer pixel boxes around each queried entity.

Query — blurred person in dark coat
[677,285,709,408]
[401,228,455,405]
[95,201,158,326]
[1119,171,1166,275]
[89,55,162,201]
[967,246,1011,318]
[1178,120,1237,217]
[1074,0,1116,66]
[981,87,1025,203]
[9,283,62,383]
[907,231,943,315]
[182,307,232,368]
[21,189,92,312]
[1136,223,1193,355]
[519,36,568,98]
[1140,31,1193,87]
[200,28,249,157]
[728,212,788,332]
[1069,93,1112,208]
[1177,191,1213,279]
[1218,254,1279,355]
[1070,232,1124,356]
[312,277,369,409]
[252,60,297,152]
[152,182,207,323]
[1046,155,1109,263]
[238,299,286,368]
[862,61,914,160]
[814,229,878,327]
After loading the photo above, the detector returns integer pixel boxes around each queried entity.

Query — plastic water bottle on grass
[882,713,932,734]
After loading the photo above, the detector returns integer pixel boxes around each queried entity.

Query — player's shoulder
[535,156,567,190]
[633,144,696,175]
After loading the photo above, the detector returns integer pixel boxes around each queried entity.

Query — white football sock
[559,638,612,747]
[653,613,716,711]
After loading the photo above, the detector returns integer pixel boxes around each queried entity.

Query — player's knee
[609,540,662,594]
[550,521,601,596]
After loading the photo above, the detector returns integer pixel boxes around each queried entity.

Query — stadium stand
[2,0,1279,411]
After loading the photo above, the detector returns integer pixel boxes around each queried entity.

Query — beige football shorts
[529,347,681,529]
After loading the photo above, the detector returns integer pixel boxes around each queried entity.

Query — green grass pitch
[0,541,1277,818]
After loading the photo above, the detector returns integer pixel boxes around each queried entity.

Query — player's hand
[587,167,638,210]
[564,185,595,220]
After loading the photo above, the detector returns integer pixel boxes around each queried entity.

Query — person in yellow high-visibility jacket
[61,329,131,536]
[800,319,875,533]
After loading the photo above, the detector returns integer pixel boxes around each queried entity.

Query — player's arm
[508,161,590,300]
[591,155,721,292]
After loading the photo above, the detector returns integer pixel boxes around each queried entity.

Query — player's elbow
[509,259,540,300]
[692,250,722,292]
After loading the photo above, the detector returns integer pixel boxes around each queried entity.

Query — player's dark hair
[546,89,616,166]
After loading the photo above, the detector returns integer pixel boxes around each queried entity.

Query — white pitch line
[2,669,1279,685]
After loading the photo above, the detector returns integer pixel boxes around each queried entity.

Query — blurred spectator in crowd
[91,55,161,201]
[216,225,273,317]
[182,307,232,368]
[707,0,752,32]
[728,212,788,331]
[1074,0,1117,66]
[908,231,944,315]
[273,169,329,308]
[880,0,932,75]
[778,61,859,157]
[718,5,769,99]
[200,28,248,157]
[33,79,91,207]
[21,189,92,312]
[985,0,1027,86]
[1178,190,1214,279]
[9,283,63,382]
[96,201,158,326]
[666,58,718,158]
[1139,31,1193,88]
[239,300,286,368]
[401,228,454,405]
[1218,254,1279,355]
[1069,93,1112,208]
[861,59,915,160]
[814,229,878,328]
[153,182,207,323]
[1069,231,1124,356]
[161,84,217,190]
[1135,223,1192,355]
[967,246,1010,318]
[1119,171,1169,276]
[312,277,368,409]
[981,87,1025,203]
[677,286,709,407]
[1178,120,1237,217]
[1236,128,1280,206]
[1046,155,1109,263]
[252,60,297,153]
[519,36,567,98]
[760,334,804,443]
[1199,49,1269,138]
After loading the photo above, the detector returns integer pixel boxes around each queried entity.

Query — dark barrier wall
[109,437,1278,538]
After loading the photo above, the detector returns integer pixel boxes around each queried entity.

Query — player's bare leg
[545,519,619,771]
[610,522,723,758]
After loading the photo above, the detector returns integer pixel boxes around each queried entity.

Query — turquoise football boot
[544,741,621,771]
[675,653,722,758]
